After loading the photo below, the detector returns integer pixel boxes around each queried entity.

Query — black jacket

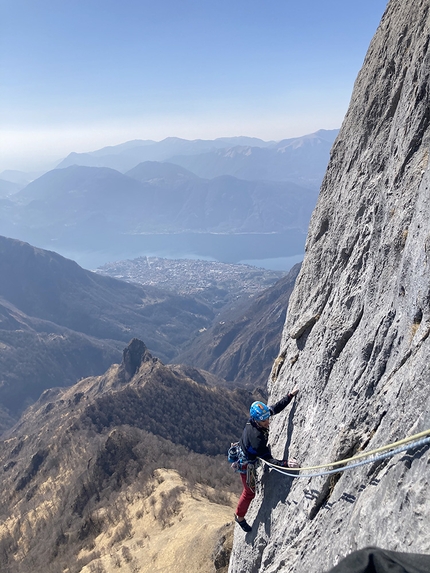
[239,393,294,464]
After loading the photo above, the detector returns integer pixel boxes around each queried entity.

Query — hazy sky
[1,0,388,172]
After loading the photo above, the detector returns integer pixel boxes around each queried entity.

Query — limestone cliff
[229,1,430,571]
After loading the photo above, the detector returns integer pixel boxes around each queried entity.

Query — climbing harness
[259,428,430,479]
[227,441,258,491]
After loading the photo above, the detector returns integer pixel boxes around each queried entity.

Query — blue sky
[1,0,388,171]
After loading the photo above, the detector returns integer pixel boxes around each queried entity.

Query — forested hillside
[0,340,256,573]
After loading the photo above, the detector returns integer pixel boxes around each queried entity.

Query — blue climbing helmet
[250,401,271,421]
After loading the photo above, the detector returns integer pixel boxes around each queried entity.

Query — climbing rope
[260,428,430,479]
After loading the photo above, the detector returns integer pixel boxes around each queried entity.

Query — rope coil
[260,429,430,479]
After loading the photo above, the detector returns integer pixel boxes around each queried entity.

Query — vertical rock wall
[229,1,430,571]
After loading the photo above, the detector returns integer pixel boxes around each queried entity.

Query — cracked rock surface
[229,1,430,571]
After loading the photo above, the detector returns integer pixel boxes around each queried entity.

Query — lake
[44,230,306,271]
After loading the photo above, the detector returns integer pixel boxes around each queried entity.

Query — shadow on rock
[282,401,297,461]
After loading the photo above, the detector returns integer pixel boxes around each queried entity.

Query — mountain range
[0,233,293,572]
[0,163,314,268]
[55,130,338,188]
[0,179,23,198]
[10,163,314,235]
[0,129,337,269]
[167,130,338,188]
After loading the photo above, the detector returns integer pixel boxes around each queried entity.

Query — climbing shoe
[235,515,252,532]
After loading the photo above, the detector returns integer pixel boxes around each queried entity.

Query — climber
[234,387,299,532]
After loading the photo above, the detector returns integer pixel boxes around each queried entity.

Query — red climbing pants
[235,472,255,518]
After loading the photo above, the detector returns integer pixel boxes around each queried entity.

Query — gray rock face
[229,1,430,571]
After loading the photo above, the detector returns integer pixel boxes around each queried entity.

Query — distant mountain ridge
[0,130,337,267]
[56,135,275,172]
[125,161,199,185]
[55,130,338,187]
[0,179,23,197]
[0,163,315,267]
[10,163,314,234]
[168,130,339,187]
